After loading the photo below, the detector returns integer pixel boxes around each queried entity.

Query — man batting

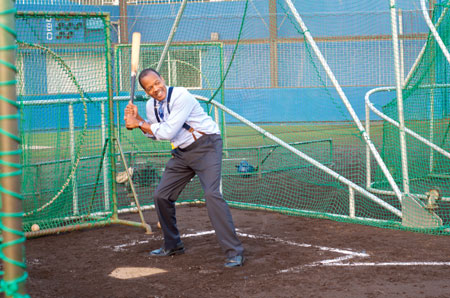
[124,68,244,268]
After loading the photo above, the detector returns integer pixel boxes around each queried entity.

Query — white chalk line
[105,230,366,258]
[237,232,368,258]
[104,230,215,252]
[104,230,450,271]
[314,262,450,267]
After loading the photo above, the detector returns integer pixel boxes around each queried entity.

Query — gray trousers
[153,134,244,258]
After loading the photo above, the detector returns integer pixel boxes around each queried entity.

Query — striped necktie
[158,102,164,120]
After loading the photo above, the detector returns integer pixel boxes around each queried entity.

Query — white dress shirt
[143,86,220,149]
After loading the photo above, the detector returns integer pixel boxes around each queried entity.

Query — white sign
[46,18,53,41]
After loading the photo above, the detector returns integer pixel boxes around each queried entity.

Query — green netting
[114,42,225,151]
[5,1,450,295]
[109,1,450,234]
[16,12,115,233]
[374,2,450,228]
[11,2,450,248]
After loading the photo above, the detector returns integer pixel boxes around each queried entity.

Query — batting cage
[12,0,450,243]
[2,0,450,295]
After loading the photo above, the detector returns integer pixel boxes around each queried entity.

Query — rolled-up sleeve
[140,120,156,139]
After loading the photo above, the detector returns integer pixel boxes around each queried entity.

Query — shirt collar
[155,86,169,106]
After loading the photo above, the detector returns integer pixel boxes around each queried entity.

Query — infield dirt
[26,204,450,297]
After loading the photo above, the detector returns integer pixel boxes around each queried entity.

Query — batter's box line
[234,232,450,273]
[234,232,371,274]
[312,261,450,267]
[104,231,216,252]
[104,230,450,272]
[105,230,368,263]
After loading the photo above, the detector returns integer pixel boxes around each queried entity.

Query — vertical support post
[69,103,79,214]
[269,0,278,87]
[283,0,403,202]
[167,52,172,84]
[365,100,372,189]
[119,0,128,44]
[390,0,410,194]
[0,1,26,295]
[349,187,355,218]
[156,0,188,72]
[219,43,228,152]
[425,1,436,174]
[257,147,262,179]
[429,89,436,173]
[104,14,119,220]
[101,101,110,210]
[398,9,405,85]
[420,0,450,174]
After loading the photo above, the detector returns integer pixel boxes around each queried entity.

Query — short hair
[138,68,161,89]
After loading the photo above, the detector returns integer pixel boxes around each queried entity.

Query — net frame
[15,11,151,238]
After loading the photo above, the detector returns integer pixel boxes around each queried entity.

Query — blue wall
[16,0,427,127]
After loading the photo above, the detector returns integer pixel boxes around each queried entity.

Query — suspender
[153,86,205,141]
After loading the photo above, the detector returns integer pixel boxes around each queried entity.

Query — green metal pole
[0,2,27,297]
[104,14,119,219]
[105,15,118,220]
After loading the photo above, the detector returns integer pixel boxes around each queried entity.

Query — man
[124,68,244,267]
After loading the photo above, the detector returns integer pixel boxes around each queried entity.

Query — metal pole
[269,0,278,87]
[349,187,355,218]
[0,1,26,295]
[156,0,188,72]
[402,3,450,88]
[366,86,450,160]
[390,0,410,194]
[283,0,403,202]
[365,92,372,190]
[101,101,110,210]
[119,0,129,44]
[104,15,119,220]
[69,103,79,214]
[420,0,449,174]
[195,95,402,218]
[421,0,450,65]
[398,9,405,85]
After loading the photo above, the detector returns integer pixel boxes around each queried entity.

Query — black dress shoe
[224,255,244,268]
[150,242,185,257]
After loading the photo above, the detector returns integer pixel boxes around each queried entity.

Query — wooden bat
[127,32,141,130]
[130,32,141,104]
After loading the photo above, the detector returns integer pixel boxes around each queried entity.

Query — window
[47,48,106,94]
[140,48,202,89]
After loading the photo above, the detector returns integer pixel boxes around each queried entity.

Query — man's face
[141,72,167,102]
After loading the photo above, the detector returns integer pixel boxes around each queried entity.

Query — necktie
[158,102,164,120]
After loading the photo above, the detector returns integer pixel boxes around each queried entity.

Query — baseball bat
[236,146,277,174]
[254,146,277,172]
[127,32,141,130]
[130,32,141,104]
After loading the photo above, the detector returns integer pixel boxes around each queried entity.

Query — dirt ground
[25,204,450,298]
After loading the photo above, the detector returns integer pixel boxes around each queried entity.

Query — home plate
[109,267,167,279]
